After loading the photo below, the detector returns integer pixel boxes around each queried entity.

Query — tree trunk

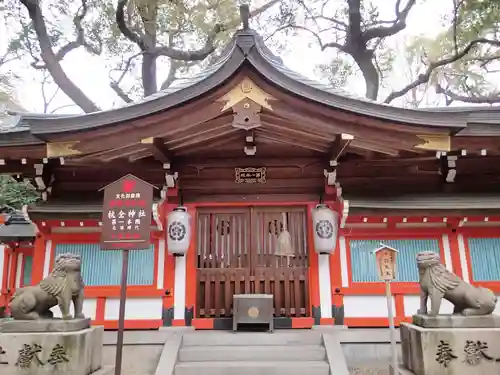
[353,52,380,101]
[20,0,100,113]
[142,53,157,97]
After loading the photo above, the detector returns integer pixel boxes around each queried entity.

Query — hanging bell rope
[277,212,294,266]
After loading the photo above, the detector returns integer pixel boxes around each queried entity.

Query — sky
[0,0,453,114]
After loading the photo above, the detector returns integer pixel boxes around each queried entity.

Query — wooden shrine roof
[3,27,500,139]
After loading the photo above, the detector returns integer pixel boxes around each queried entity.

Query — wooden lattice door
[196,206,310,319]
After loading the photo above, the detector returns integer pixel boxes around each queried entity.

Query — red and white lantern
[167,207,191,256]
[312,204,338,254]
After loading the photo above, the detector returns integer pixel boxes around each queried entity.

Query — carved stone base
[413,314,500,329]
[0,326,103,375]
[0,318,91,333]
[401,322,500,375]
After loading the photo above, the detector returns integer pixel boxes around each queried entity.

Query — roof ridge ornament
[239,4,250,30]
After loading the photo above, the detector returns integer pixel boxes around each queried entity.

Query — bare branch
[32,0,102,69]
[110,81,133,104]
[436,83,500,105]
[116,0,148,50]
[384,38,500,103]
[160,61,179,90]
[363,0,416,41]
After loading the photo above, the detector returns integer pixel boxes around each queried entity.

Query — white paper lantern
[312,204,338,254]
[167,207,191,256]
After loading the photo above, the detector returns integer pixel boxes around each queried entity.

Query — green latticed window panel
[467,238,500,282]
[22,255,33,286]
[54,243,155,286]
[349,239,440,283]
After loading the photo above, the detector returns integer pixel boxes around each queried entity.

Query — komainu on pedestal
[401,251,500,375]
[0,253,105,375]
[9,253,85,321]
[416,251,497,317]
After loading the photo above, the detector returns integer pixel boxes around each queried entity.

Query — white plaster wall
[339,236,349,287]
[0,244,5,290]
[457,234,470,283]
[344,296,395,318]
[42,240,52,278]
[157,239,165,289]
[15,253,22,288]
[441,234,453,272]
[403,295,454,316]
[50,298,97,320]
[104,298,162,320]
[173,256,186,320]
[318,254,332,318]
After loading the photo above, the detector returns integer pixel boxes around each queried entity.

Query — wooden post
[100,174,156,375]
[385,280,398,375]
[374,244,399,375]
[115,249,129,375]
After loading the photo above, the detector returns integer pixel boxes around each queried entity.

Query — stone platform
[401,320,500,375]
[0,318,91,333]
[412,314,500,329]
[0,324,103,375]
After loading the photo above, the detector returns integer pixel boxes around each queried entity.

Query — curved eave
[27,43,246,136]
[11,29,500,138]
[247,43,467,129]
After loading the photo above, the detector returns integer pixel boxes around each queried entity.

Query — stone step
[178,345,326,362]
[181,331,323,346]
[174,361,330,375]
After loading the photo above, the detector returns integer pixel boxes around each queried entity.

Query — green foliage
[0,176,39,210]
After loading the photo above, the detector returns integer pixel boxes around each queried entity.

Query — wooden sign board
[100,174,154,250]
[235,167,266,184]
[374,245,398,281]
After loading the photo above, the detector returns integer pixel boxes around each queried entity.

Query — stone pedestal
[401,316,500,375]
[0,320,103,375]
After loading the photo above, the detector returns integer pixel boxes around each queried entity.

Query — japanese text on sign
[101,175,154,250]
[375,247,397,281]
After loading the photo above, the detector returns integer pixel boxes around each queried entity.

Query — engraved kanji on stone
[16,343,44,369]
[47,344,69,366]
[464,340,500,365]
[436,340,457,368]
[0,346,7,365]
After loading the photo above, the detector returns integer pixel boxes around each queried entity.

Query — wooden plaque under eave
[235,167,266,184]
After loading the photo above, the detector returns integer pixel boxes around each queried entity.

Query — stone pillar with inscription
[0,321,104,375]
[0,253,105,375]
[401,251,500,375]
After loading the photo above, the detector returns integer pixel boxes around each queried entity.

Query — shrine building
[1,13,500,330]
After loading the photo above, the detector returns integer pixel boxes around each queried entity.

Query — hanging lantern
[312,204,338,255]
[167,207,191,256]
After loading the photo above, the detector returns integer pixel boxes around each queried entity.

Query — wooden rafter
[329,133,354,162]
[141,137,172,164]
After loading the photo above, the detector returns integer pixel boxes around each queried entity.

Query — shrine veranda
[1,26,500,330]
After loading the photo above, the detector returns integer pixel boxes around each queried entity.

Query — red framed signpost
[100,174,155,375]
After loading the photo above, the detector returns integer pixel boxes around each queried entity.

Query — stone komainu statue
[417,251,497,316]
[9,253,85,320]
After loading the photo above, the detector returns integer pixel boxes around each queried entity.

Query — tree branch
[31,0,102,69]
[110,82,133,104]
[160,61,180,90]
[436,83,500,105]
[384,38,500,103]
[19,0,100,113]
[363,0,416,41]
[116,0,148,51]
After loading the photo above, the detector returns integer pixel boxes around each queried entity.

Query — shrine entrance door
[195,206,310,319]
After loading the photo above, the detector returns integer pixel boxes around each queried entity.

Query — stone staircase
[174,331,330,375]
